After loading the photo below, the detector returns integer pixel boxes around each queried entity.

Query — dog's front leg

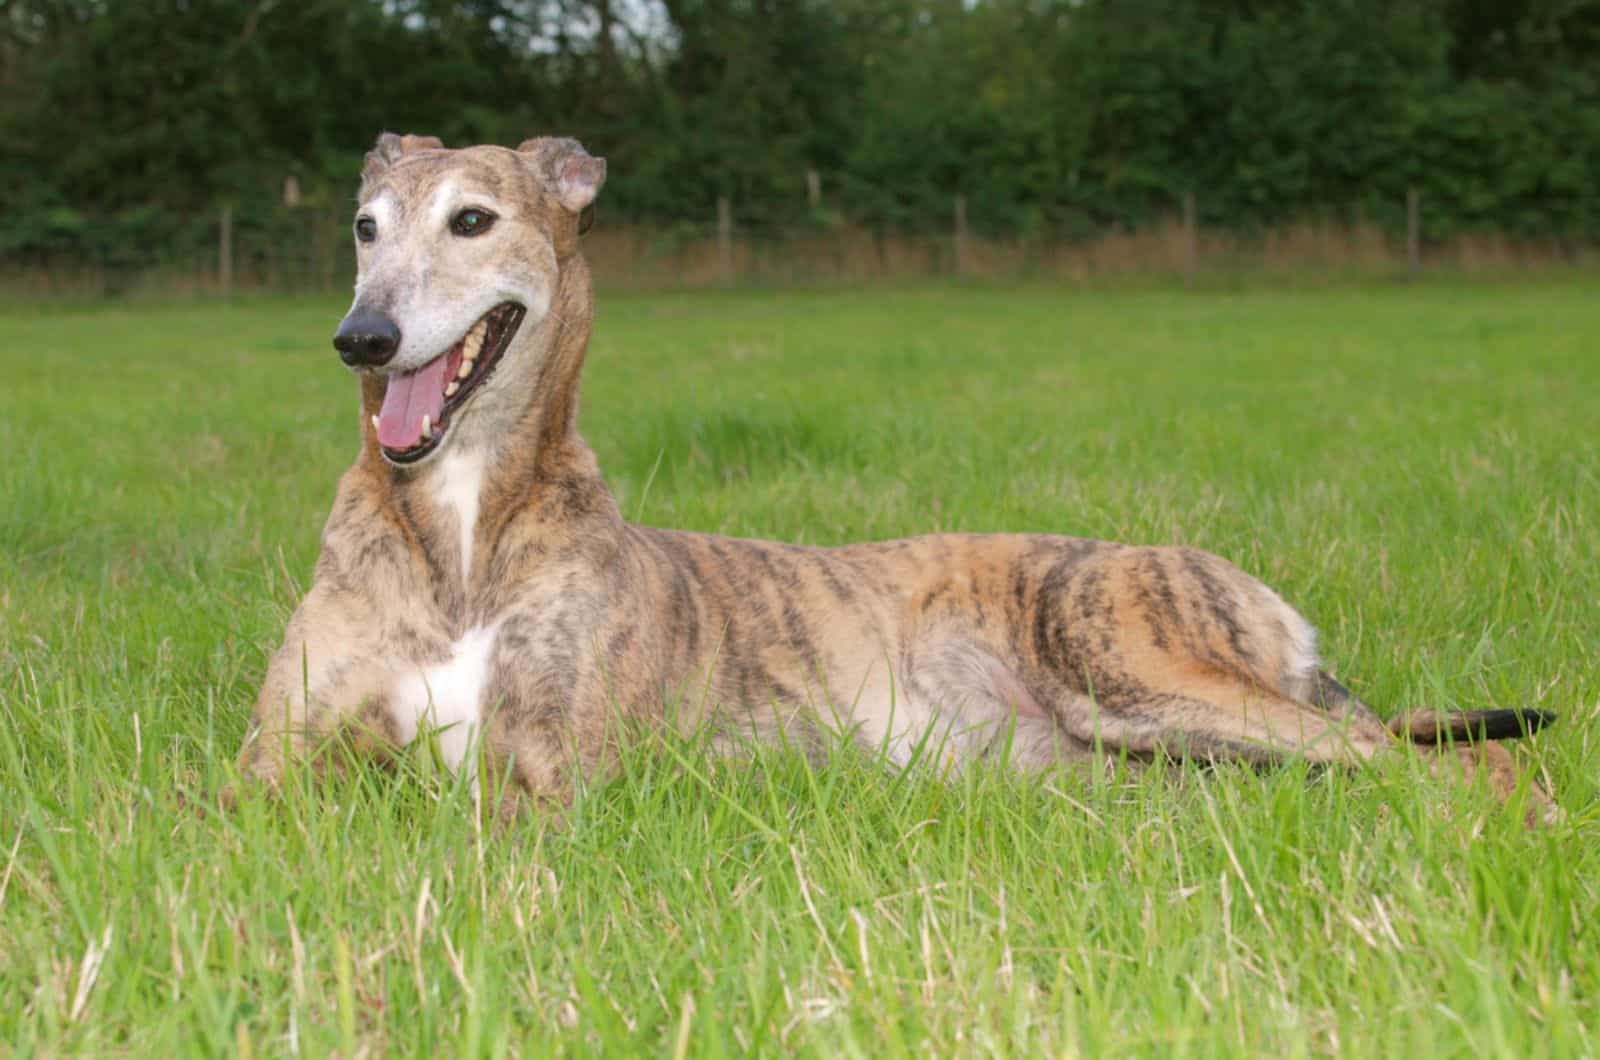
[472,630,621,826]
[223,584,390,807]
[476,718,578,829]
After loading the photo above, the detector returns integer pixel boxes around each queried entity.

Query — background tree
[2,0,1596,272]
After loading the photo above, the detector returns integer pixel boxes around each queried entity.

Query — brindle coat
[233,134,1557,825]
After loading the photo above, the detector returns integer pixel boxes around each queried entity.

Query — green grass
[3,279,1599,1056]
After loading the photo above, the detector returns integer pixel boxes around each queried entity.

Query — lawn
[2,279,1598,1056]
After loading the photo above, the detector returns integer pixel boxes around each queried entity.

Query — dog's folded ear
[517,137,606,218]
[361,132,445,183]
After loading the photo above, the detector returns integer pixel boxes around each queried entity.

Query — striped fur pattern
[232,134,1558,826]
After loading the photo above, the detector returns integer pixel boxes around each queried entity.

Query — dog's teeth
[445,381,459,397]
[421,415,432,438]
[457,359,473,380]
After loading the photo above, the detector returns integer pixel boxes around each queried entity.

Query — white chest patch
[431,448,486,580]
[389,626,498,779]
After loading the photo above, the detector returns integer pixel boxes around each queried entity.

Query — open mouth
[373,302,525,464]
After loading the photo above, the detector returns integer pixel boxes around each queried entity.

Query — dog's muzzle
[333,306,402,368]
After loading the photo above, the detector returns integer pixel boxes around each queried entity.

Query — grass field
[3,279,1599,1056]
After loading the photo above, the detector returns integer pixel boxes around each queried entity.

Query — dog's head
[336,133,605,466]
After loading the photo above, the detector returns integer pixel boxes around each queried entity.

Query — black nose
[333,306,401,367]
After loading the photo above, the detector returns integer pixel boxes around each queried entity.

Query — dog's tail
[1389,708,1556,745]
[1313,672,1555,745]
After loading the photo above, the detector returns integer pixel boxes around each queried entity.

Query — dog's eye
[450,208,495,237]
[355,217,377,243]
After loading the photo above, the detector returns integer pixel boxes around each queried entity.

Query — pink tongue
[377,355,450,450]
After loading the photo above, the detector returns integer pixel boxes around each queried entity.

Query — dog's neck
[352,252,619,592]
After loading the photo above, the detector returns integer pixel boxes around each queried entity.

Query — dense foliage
[3,0,1597,269]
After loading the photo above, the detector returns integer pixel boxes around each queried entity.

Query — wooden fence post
[716,195,733,287]
[805,168,821,211]
[1182,190,1198,285]
[953,194,968,278]
[219,204,234,297]
[1406,187,1421,277]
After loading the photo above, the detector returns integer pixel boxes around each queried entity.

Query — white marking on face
[429,179,460,228]
[389,625,498,784]
[367,191,399,232]
[431,447,486,580]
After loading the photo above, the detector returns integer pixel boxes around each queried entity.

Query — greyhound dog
[232,132,1557,825]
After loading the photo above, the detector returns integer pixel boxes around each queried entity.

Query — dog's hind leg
[1309,669,1386,727]
[1043,670,1394,767]
[1308,669,1559,825]
[1037,672,1557,824]
[1024,546,1392,765]
[1307,667,1557,823]
[1022,545,1555,822]
[1434,741,1561,826]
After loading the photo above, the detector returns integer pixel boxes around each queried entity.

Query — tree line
[3,0,1597,273]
